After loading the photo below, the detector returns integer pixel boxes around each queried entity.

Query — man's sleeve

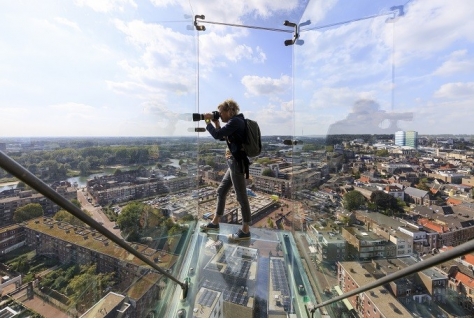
[206,118,239,140]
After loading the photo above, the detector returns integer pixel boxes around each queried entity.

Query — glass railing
[1,0,474,318]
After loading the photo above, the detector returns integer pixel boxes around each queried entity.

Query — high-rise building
[394,131,405,146]
[394,130,418,149]
[405,131,418,148]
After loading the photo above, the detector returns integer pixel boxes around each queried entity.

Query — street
[294,231,339,317]
[76,188,122,238]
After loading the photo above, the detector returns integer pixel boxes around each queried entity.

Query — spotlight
[193,14,206,31]
[283,20,299,46]
[299,20,311,28]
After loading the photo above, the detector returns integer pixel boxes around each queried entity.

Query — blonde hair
[218,99,240,117]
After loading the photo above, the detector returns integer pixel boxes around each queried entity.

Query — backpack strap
[226,139,250,179]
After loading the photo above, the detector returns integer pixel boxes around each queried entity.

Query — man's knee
[217,186,227,198]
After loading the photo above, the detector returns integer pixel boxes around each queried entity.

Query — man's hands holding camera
[203,113,220,127]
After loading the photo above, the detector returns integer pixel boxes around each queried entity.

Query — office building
[395,131,418,149]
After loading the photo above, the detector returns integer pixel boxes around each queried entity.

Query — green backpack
[242,118,262,157]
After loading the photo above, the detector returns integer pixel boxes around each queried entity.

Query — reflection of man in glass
[327,99,413,135]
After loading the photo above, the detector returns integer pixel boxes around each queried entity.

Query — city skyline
[1,0,473,138]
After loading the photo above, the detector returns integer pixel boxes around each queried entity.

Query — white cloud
[112,19,195,97]
[150,0,300,21]
[241,75,291,96]
[296,17,391,89]
[253,46,266,64]
[387,0,474,64]
[50,102,95,113]
[412,98,474,134]
[300,0,338,25]
[310,87,376,110]
[74,0,137,12]
[54,17,81,32]
[297,1,474,88]
[196,32,267,75]
[252,100,294,135]
[434,82,474,99]
[433,50,474,76]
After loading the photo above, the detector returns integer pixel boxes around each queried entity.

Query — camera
[192,111,220,122]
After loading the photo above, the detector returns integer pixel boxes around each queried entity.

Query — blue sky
[0,0,473,137]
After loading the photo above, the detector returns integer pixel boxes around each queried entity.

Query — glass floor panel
[159,224,319,318]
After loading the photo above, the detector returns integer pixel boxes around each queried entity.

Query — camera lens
[192,113,204,121]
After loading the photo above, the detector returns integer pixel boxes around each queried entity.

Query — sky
[0,0,473,138]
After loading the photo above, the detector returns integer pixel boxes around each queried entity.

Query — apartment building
[252,175,291,198]
[356,210,437,255]
[337,260,412,318]
[338,257,447,318]
[428,170,468,184]
[402,257,448,303]
[0,186,76,226]
[341,226,397,260]
[88,175,197,205]
[381,185,404,200]
[0,224,25,256]
[437,255,474,311]
[313,229,347,263]
[23,217,176,317]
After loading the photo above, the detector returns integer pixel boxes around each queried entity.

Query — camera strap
[225,139,249,179]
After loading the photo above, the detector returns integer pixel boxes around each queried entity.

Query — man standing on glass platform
[200,99,251,240]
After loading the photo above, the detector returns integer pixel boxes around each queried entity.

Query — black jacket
[206,114,250,178]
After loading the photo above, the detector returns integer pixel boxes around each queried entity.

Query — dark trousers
[215,157,251,223]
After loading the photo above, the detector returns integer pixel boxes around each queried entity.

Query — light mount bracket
[283,20,299,46]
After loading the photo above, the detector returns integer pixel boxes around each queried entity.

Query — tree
[66,264,114,312]
[117,202,144,240]
[262,168,274,177]
[267,217,274,228]
[16,181,26,189]
[14,203,43,222]
[204,156,215,168]
[370,191,399,211]
[78,160,91,175]
[181,214,195,222]
[342,190,366,211]
[168,224,185,238]
[302,144,319,152]
[53,209,90,226]
[397,198,406,209]
[71,199,81,208]
[375,149,389,157]
[416,179,430,191]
